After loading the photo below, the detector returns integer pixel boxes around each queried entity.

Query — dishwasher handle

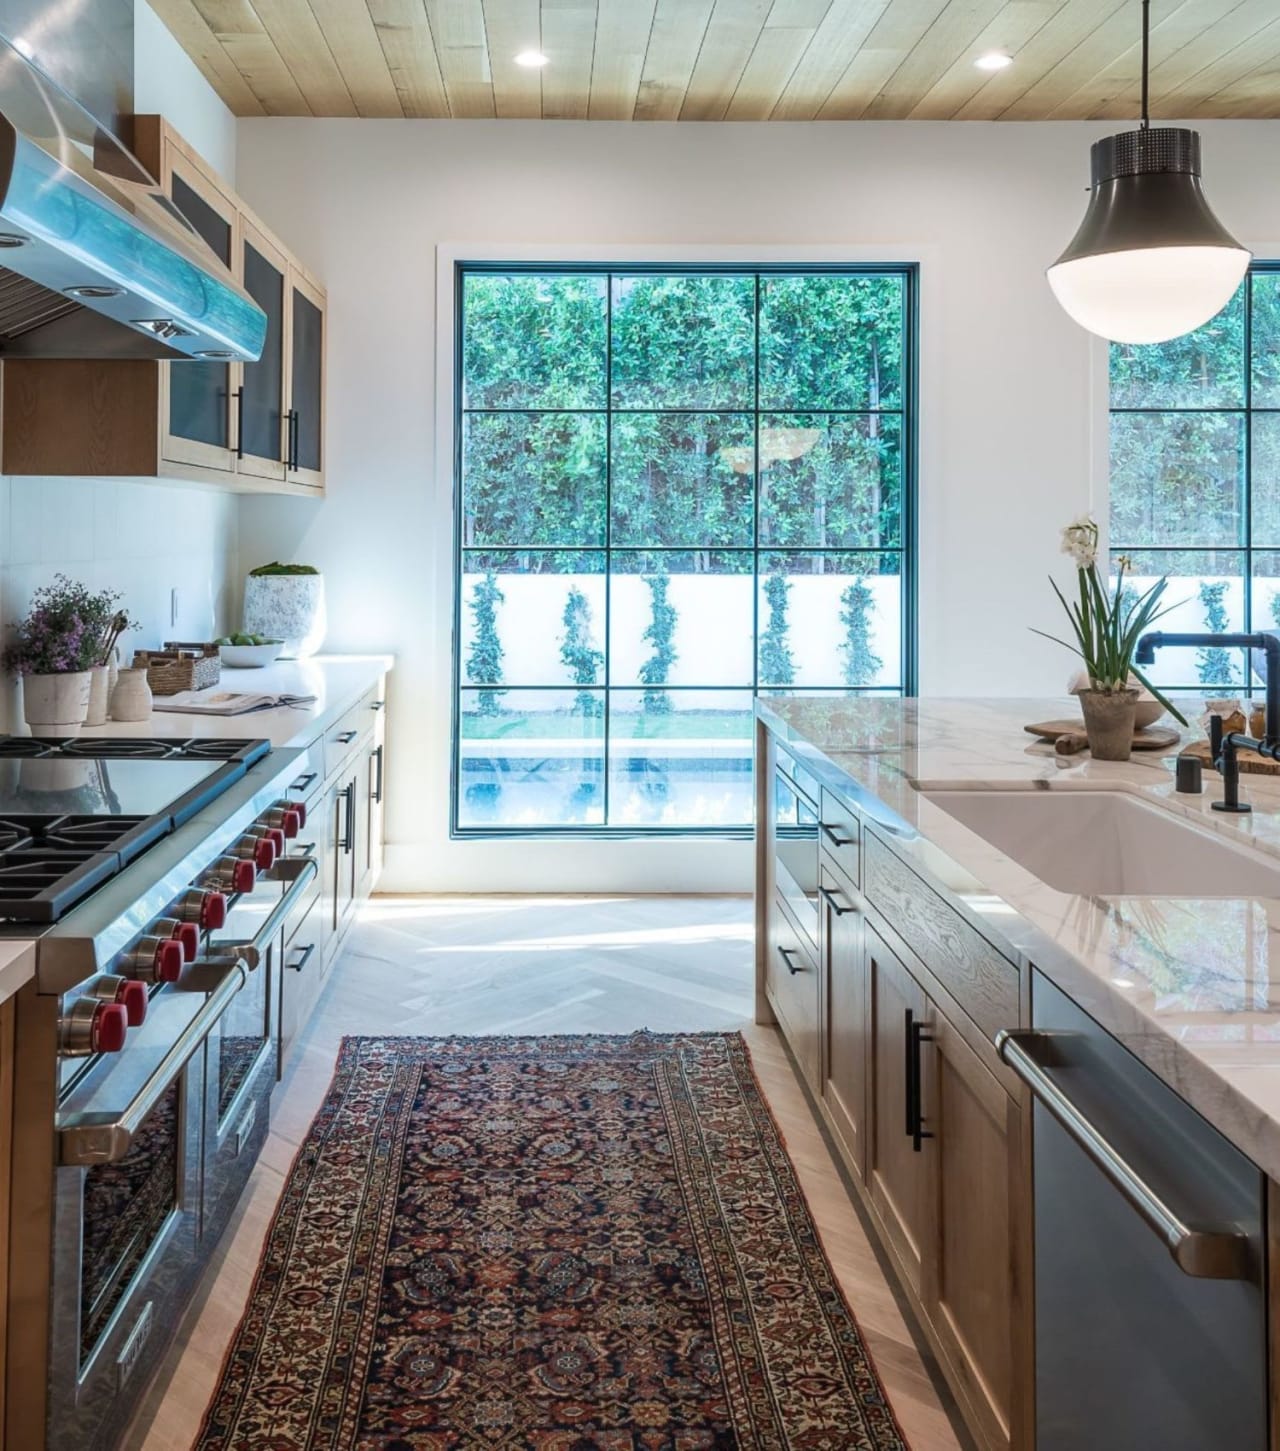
[996,1028,1253,1281]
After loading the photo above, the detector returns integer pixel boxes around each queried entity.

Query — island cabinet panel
[820,863,865,1176]
[865,923,929,1295]
[922,1011,1021,1451]
[765,893,821,1091]
[864,831,1019,1041]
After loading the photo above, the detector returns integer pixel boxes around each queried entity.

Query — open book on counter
[152,690,318,716]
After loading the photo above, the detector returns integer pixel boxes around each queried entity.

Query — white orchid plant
[1033,516,1188,727]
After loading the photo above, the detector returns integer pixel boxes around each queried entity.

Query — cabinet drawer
[766,893,820,1089]
[322,686,382,778]
[279,899,324,1067]
[820,788,860,888]
[864,833,1018,1042]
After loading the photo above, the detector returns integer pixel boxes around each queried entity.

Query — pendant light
[1047,0,1249,345]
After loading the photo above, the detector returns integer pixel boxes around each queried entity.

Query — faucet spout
[1134,631,1280,748]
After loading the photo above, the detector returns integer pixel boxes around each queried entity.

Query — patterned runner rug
[196,1032,908,1449]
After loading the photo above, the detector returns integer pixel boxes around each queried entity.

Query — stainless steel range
[1,736,320,1451]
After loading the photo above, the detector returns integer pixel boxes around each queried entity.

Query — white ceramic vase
[84,664,111,728]
[243,573,326,658]
[22,671,92,738]
[109,667,153,723]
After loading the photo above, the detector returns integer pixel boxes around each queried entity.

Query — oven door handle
[58,960,249,1167]
[215,856,320,970]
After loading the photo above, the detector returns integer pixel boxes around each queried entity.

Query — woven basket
[133,642,222,695]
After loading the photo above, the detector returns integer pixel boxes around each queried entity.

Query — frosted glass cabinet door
[238,219,288,483]
[287,270,326,490]
[160,162,240,476]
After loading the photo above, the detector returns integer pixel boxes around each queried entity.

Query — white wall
[134,0,237,182]
[232,117,1280,891]
[0,6,244,733]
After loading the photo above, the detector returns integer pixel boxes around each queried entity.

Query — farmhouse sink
[921,789,1280,898]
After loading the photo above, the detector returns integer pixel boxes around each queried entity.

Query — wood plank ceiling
[146,0,1280,121]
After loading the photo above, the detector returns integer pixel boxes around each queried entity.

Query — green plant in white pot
[243,563,326,658]
[1033,517,1188,760]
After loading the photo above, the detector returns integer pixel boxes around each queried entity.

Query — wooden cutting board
[1180,738,1280,775]
[1023,720,1182,757]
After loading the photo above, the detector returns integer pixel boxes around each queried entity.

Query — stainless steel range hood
[0,38,265,362]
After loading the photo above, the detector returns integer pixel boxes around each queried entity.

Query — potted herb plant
[243,562,326,658]
[3,577,132,737]
[1034,517,1188,760]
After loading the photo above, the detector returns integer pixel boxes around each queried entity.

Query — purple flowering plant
[2,576,136,677]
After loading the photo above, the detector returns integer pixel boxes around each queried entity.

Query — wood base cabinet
[756,746,1030,1451]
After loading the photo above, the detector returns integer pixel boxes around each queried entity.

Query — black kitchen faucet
[1135,632,1280,814]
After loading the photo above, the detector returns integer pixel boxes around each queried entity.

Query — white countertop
[759,694,1280,1180]
[85,655,393,751]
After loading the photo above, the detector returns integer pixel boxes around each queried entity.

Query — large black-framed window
[1110,264,1280,697]
[453,263,918,835]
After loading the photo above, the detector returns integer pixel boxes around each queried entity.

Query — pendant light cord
[1140,0,1150,128]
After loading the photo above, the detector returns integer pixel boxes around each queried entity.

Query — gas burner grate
[0,739,58,758]
[0,823,33,853]
[175,739,269,763]
[0,850,120,922]
[58,739,179,759]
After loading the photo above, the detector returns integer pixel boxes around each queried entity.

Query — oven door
[50,963,247,1451]
[202,856,319,1241]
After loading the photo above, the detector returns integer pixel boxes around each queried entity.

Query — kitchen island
[756,694,1280,1451]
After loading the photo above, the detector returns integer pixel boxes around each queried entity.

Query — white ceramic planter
[109,667,153,723]
[243,573,326,658]
[22,671,91,737]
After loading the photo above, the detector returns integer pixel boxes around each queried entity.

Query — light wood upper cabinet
[0,117,326,497]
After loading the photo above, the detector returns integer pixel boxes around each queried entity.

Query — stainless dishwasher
[998,972,1267,1451]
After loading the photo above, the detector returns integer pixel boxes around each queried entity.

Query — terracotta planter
[84,664,111,728]
[22,671,91,738]
[109,667,153,723]
[1080,688,1138,761]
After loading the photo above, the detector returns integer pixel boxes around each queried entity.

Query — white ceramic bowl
[219,642,283,669]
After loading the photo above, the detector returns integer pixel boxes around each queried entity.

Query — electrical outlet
[170,587,179,629]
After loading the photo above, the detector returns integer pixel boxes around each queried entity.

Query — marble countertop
[0,940,34,1006]
[759,694,1280,1180]
[81,655,394,751]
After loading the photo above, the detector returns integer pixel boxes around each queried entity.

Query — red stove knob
[93,1003,128,1053]
[173,922,200,961]
[232,859,257,894]
[152,917,201,963]
[176,888,228,929]
[264,827,286,856]
[265,803,303,838]
[233,835,276,872]
[115,980,148,1027]
[204,857,257,896]
[122,936,183,984]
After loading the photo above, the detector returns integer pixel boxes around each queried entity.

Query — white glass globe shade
[1047,244,1250,345]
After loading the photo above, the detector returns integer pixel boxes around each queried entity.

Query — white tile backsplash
[0,475,240,733]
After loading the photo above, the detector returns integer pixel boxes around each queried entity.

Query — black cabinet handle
[287,408,299,470]
[904,1008,934,1152]
[336,730,358,745]
[341,781,356,855]
[289,771,318,793]
[286,942,315,973]
[822,822,854,848]
[373,743,384,805]
[234,384,245,459]
[818,884,853,916]
[777,944,802,976]
[370,700,384,712]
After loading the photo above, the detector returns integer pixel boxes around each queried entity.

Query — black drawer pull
[290,772,318,793]
[905,1008,934,1152]
[777,944,803,976]
[822,823,854,848]
[335,730,358,745]
[286,942,315,973]
[373,743,384,804]
[370,700,384,712]
[818,884,854,916]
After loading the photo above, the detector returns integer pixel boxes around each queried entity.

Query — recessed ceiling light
[514,49,548,68]
[974,51,1013,71]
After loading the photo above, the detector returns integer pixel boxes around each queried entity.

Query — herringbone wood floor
[126,896,965,1451]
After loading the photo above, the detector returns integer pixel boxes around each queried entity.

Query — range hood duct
[0,39,265,362]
